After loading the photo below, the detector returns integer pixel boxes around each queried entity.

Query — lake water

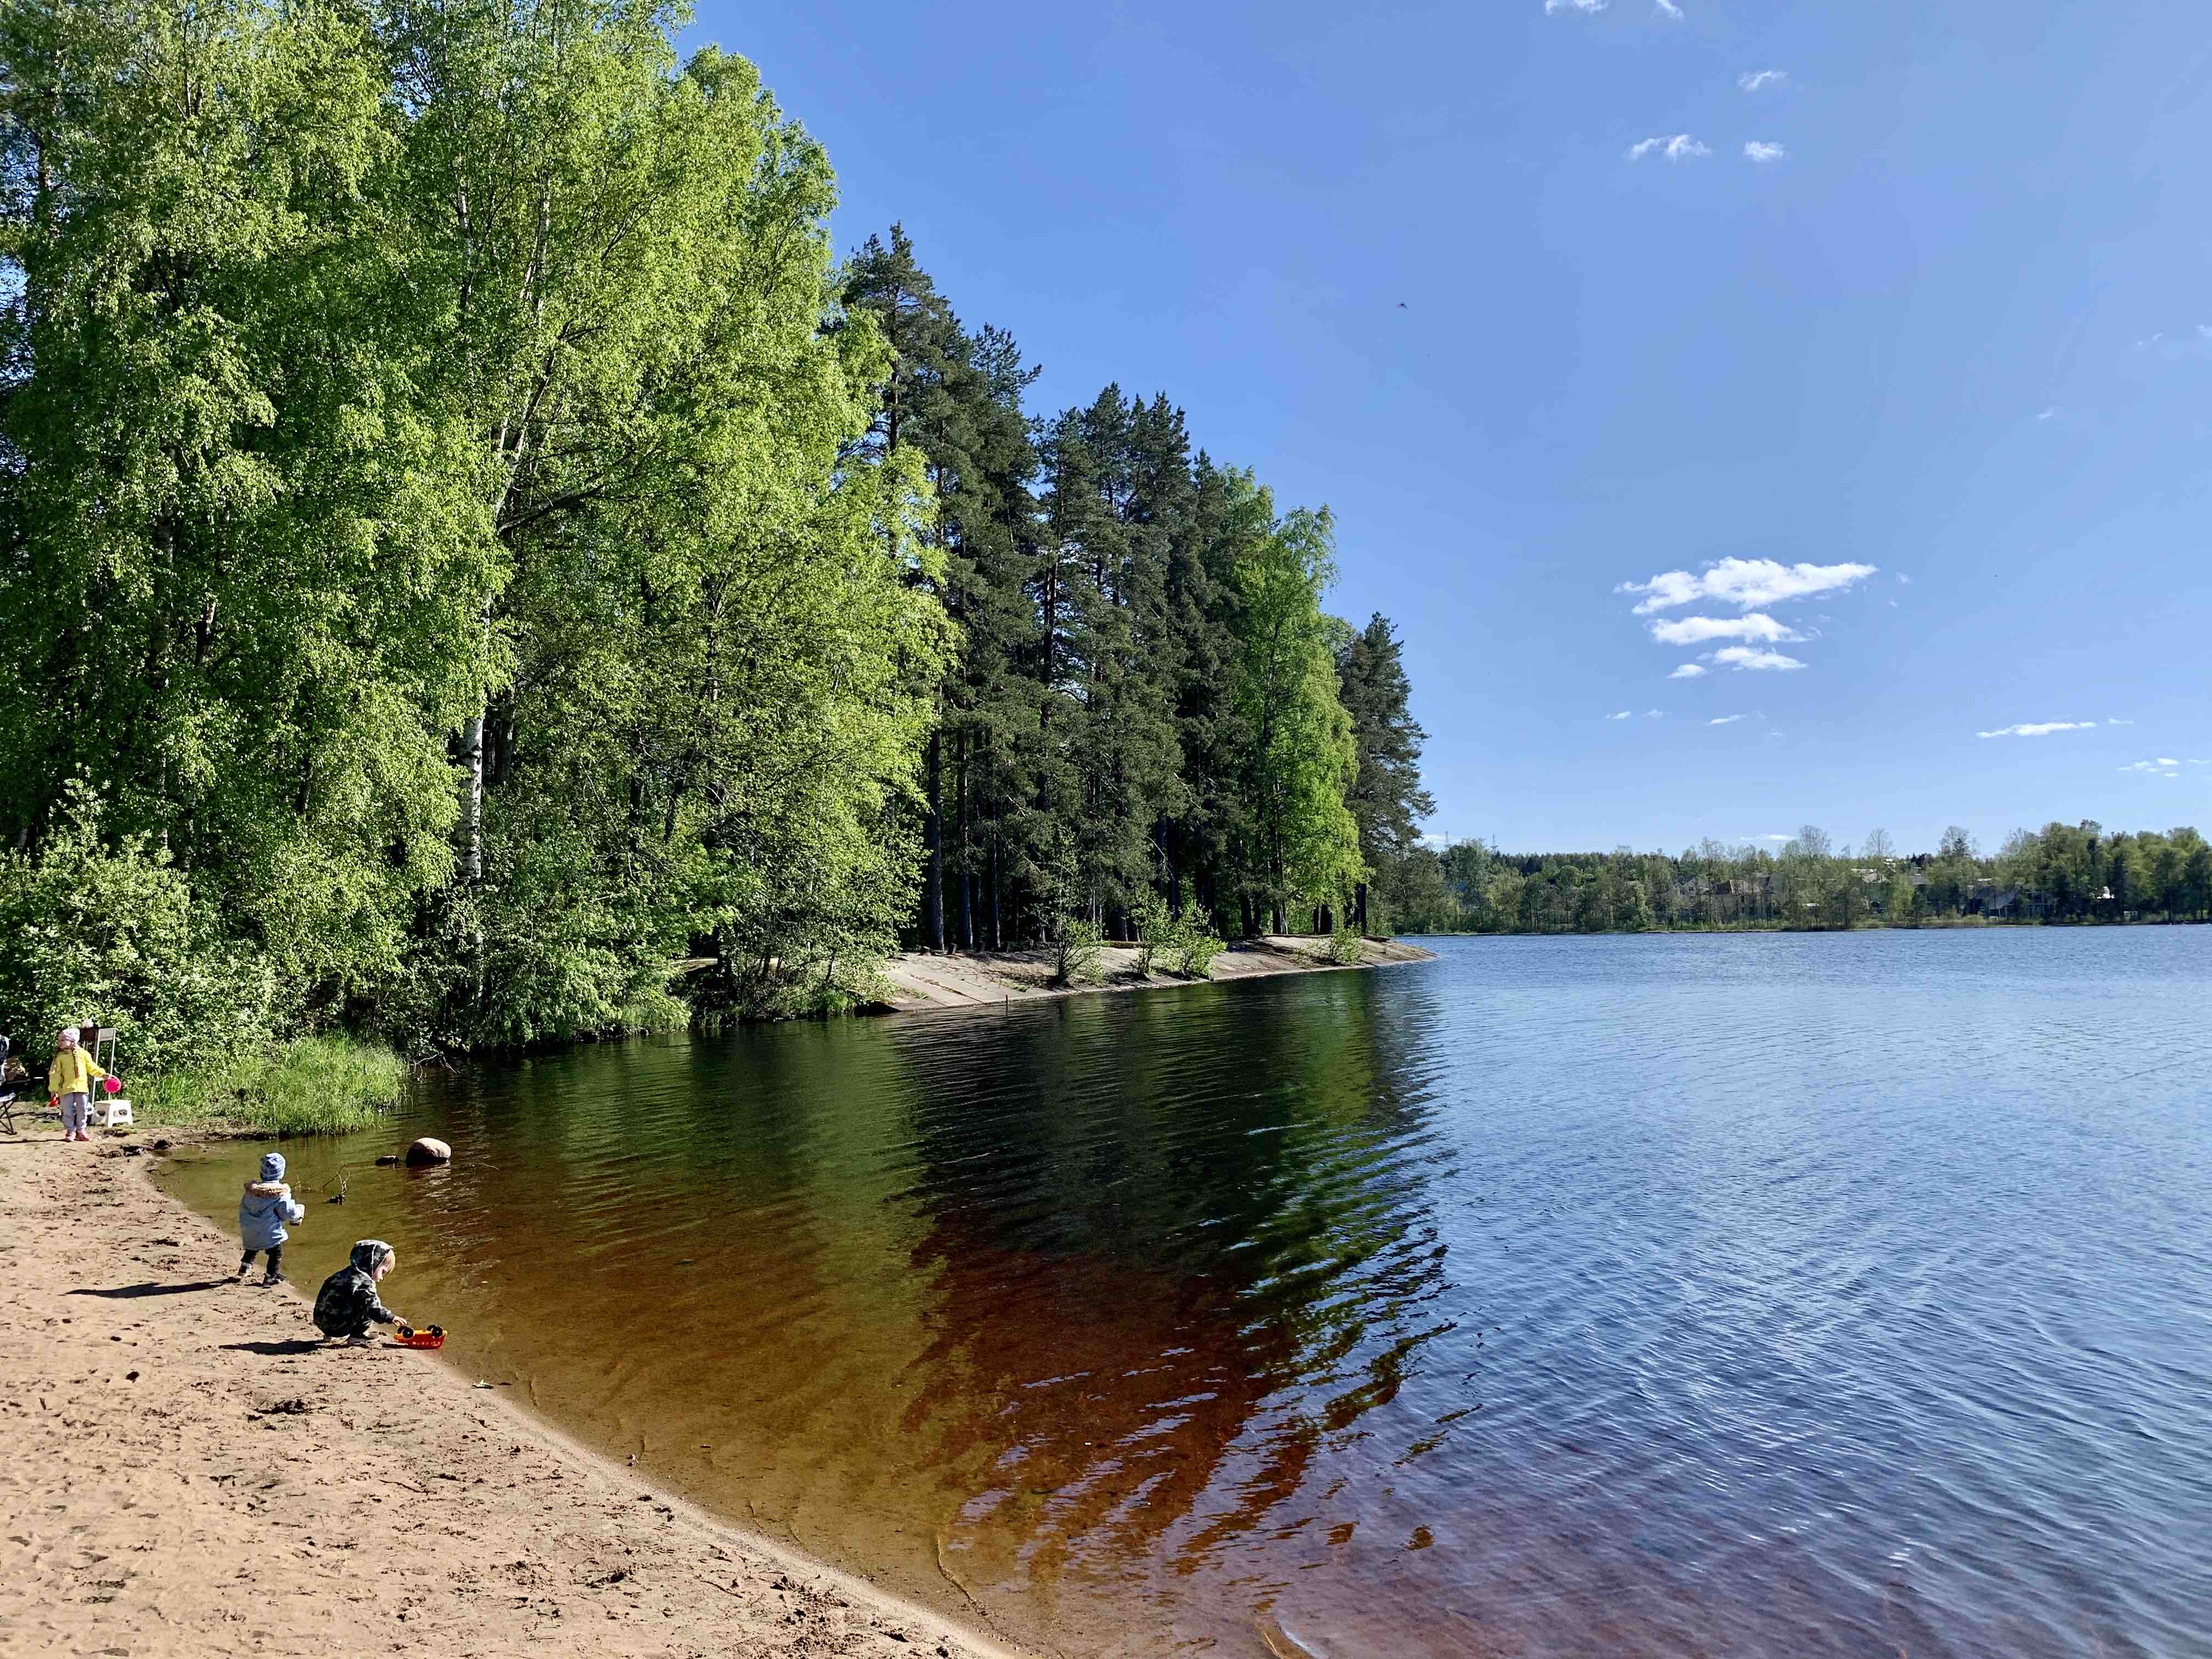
[162,930,2212,1657]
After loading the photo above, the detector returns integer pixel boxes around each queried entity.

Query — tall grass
[135,1035,407,1135]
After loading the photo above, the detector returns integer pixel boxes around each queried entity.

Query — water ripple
[162,928,2212,1657]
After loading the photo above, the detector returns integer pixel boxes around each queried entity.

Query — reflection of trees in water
[882,974,1462,1588]
[897,1240,1313,1587]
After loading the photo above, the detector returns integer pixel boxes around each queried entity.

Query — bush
[1051,917,1103,987]
[1325,925,1364,965]
[137,1034,407,1134]
[0,791,283,1077]
[1121,889,1228,982]
[1130,891,1167,977]
[1174,926,1226,980]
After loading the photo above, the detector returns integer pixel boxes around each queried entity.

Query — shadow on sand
[69,1279,234,1299]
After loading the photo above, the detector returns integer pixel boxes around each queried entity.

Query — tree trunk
[1354,882,1369,934]
[922,729,944,950]
[955,727,973,950]
[989,830,1003,951]
[459,705,486,885]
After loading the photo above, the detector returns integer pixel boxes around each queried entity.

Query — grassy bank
[131,1035,408,1136]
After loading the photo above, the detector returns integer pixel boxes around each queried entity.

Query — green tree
[1221,485,1361,933]
[0,0,484,1012]
[1334,613,1434,933]
[841,227,1044,951]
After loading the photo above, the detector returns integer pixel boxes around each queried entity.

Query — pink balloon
[102,1075,121,1094]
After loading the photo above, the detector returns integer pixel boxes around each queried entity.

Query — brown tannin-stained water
[162,930,2212,1657]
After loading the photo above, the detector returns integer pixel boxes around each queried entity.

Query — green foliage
[1051,917,1104,989]
[1130,889,1167,977]
[0,1,1432,1077]
[1335,614,1433,934]
[1401,821,2212,936]
[1173,927,1227,980]
[137,1035,406,1135]
[0,0,958,1052]
[1221,484,1364,933]
[1325,926,1364,965]
[1128,890,1224,979]
[0,789,280,1076]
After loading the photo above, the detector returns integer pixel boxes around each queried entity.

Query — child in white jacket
[237,1152,306,1285]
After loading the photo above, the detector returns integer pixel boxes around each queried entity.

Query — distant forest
[1387,822,2212,935]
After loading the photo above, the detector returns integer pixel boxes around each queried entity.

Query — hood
[244,1181,289,1199]
[259,1152,286,1182]
[349,1239,394,1275]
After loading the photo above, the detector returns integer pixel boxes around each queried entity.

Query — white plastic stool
[103,1097,132,1128]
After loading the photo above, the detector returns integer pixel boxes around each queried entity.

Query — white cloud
[1709,646,1808,672]
[1544,0,1606,12]
[1628,134,1711,162]
[1654,0,1683,18]
[1645,709,1665,718]
[1739,69,1787,92]
[2036,407,2058,421]
[1977,721,2097,738]
[1607,709,1633,720]
[1649,612,1803,646]
[2157,758,2180,767]
[1619,557,1878,613]
[1895,573,1912,585]
[2121,760,2181,777]
[1709,715,1746,726]
[1668,663,1707,679]
[1743,142,1788,163]
[2108,717,2135,725]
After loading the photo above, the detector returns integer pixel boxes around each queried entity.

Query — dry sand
[879,935,1435,1012]
[0,1132,1028,1659]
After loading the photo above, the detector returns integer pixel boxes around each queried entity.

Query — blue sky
[690,0,2211,856]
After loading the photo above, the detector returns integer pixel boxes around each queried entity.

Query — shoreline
[877,934,1436,1013]
[0,1133,1032,1659]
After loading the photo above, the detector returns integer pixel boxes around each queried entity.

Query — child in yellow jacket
[48,1026,108,1143]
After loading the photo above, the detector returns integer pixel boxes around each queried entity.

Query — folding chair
[0,1035,32,1137]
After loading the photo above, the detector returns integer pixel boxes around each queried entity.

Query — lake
[161,929,2212,1657]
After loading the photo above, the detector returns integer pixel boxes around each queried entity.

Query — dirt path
[0,1132,1027,1659]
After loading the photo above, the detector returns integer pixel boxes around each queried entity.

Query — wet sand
[0,1132,1029,1659]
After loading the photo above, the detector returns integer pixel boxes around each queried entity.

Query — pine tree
[1335,613,1434,932]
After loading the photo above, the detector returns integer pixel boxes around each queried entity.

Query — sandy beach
[878,934,1436,1012]
[0,1131,1027,1659]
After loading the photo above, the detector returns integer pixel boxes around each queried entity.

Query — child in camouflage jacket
[313,1239,408,1345]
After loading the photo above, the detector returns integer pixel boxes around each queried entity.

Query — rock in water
[404,1136,452,1166]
